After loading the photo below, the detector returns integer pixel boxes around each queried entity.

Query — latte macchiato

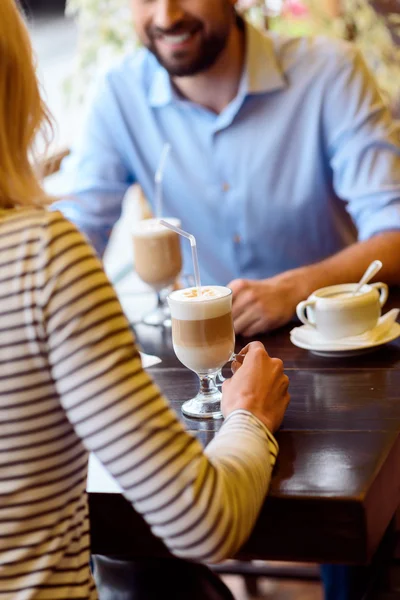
[168,286,235,374]
[133,218,182,291]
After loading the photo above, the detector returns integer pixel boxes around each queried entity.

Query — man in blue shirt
[56,0,400,336]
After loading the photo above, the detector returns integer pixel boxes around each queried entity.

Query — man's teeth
[162,33,191,44]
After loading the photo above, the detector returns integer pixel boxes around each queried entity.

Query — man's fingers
[227,279,247,295]
[234,311,260,335]
[229,279,261,322]
[241,318,267,337]
[231,290,255,320]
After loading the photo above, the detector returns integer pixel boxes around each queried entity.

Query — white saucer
[290,322,400,357]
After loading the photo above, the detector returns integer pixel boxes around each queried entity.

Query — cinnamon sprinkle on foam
[182,287,220,299]
[171,286,231,302]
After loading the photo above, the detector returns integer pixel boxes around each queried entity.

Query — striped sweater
[0,208,278,599]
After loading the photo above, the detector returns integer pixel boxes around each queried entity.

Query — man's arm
[230,231,400,336]
[51,73,133,257]
[231,45,400,336]
[294,231,400,293]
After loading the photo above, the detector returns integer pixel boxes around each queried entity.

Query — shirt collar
[148,65,176,107]
[148,20,286,108]
[244,22,286,95]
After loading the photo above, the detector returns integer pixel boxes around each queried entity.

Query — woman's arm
[38,212,282,563]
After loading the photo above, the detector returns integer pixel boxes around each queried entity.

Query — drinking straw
[155,143,171,219]
[159,220,202,297]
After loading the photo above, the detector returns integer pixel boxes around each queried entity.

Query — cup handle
[370,282,389,308]
[217,370,227,385]
[217,353,238,385]
[296,300,316,327]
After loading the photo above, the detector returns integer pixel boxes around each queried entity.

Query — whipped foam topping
[171,286,230,302]
[133,218,180,237]
[169,286,232,320]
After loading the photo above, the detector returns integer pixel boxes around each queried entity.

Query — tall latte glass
[168,286,235,419]
[133,218,182,326]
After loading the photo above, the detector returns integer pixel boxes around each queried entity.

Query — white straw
[155,143,171,219]
[159,220,202,297]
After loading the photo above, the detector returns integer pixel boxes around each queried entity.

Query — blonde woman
[0,2,289,598]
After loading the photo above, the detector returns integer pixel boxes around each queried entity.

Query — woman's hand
[222,341,290,433]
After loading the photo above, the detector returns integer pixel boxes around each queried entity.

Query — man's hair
[0,0,53,208]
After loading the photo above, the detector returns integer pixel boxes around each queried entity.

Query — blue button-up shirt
[55,22,400,285]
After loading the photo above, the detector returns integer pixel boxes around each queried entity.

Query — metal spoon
[353,260,383,296]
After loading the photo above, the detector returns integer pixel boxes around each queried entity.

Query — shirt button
[222,182,230,192]
[233,234,241,244]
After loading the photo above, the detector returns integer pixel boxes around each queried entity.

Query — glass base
[181,389,223,420]
[142,304,171,327]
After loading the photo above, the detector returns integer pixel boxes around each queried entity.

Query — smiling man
[137,0,234,76]
[55,0,400,336]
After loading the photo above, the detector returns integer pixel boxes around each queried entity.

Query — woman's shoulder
[0,207,77,235]
[0,208,82,259]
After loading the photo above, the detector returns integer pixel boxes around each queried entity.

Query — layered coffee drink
[168,286,235,374]
[133,218,182,291]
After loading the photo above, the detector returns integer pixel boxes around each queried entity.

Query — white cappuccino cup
[296,282,389,340]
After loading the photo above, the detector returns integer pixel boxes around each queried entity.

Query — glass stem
[156,291,164,309]
[198,373,219,397]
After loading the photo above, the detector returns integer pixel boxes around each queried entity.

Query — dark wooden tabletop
[89,290,400,566]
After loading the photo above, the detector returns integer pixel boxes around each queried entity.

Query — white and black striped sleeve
[39,212,278,563]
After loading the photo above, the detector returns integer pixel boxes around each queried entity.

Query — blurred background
[26,0,76,151]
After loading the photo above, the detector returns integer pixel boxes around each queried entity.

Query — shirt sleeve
[38,212,278,563]
[51,74,134,257]
[323,45,400,240]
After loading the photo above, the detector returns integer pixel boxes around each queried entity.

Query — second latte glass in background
[133,218,182,326]
[168,286,235,419]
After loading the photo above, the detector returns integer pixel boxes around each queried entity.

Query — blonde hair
[0,0,53,208]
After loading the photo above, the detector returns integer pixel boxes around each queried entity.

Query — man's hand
[229,232,400,337]
[221,342,290,433]
[228,275,302,337]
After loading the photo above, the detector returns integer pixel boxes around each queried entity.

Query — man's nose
[153,0,185,30]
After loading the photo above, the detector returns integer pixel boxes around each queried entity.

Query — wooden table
[88,289,400,597]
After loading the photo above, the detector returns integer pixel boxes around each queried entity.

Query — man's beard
[145,24,231,77]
